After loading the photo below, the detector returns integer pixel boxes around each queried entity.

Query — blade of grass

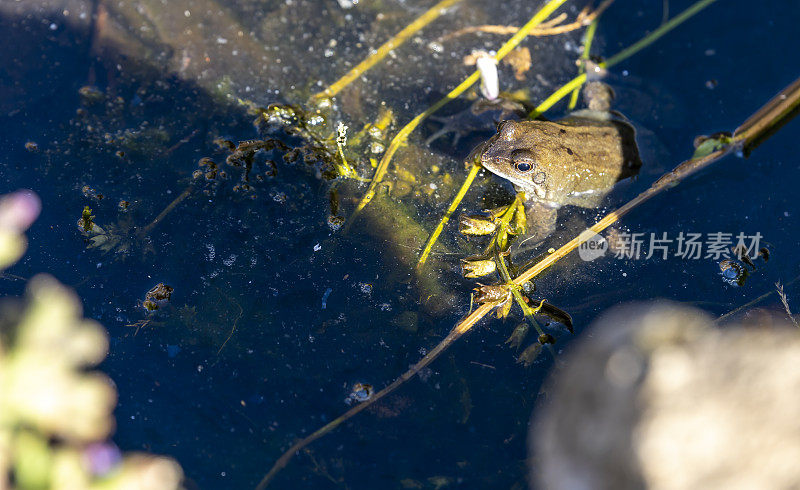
[417,161,481,268]
[567,18,599,109]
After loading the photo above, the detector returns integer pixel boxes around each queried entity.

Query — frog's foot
[425,118,467,147]
[514,201,558,252]
[425,98,526,147]
[583,80,615,112]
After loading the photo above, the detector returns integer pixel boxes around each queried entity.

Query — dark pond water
[1,0,799,488]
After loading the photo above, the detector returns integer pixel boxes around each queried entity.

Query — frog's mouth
[482,160,549,202]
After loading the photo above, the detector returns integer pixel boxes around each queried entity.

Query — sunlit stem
[335,143,368,181]
[494,247,557,358]
[417,161,481,268]
[568,18,599,110]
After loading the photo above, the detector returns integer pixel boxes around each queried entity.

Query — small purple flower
[84,442,122,476]
[0,190,40,231]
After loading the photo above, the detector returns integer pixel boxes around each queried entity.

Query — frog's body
[479,105,642,242]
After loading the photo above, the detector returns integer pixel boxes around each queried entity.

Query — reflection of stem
[715,273,800,325]
[255,320,473,490]
[137,186,192,238]
[217,294,243,355]
[312,0,464,100]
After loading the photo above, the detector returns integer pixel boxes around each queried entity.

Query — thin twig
[715,273,800,324]
[437,0,614,42]
[137,186,193,238]
[775,281,799,328]
[217,296,244,355]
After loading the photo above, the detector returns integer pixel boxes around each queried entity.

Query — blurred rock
[531,302,800,490]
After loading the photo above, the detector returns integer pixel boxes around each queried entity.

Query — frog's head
[479,121,548,200]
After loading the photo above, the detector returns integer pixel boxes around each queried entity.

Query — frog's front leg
[516,200,558,251]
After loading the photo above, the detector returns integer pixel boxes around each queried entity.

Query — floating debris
[517,342,543,367]
[719,259,748,286]
[327,214,345,231]
[82,185,104,201]
[142,283,174,311]
[731,244,755,268]
[472,283,511,305]
[539,302,574,333]
[78,85,105,105]
[321,288,332,309]
[473,283,513,318]
[538,333,555,344]
[345,382,374,405]
[77,206,95,232]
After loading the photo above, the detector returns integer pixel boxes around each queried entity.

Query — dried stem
[776,282,800,328]
[437,0,613,42]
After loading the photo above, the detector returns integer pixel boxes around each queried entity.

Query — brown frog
[478,85,642,243]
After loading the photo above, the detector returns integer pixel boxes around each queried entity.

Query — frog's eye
[515,162,533,172]
[511,149,536,173]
